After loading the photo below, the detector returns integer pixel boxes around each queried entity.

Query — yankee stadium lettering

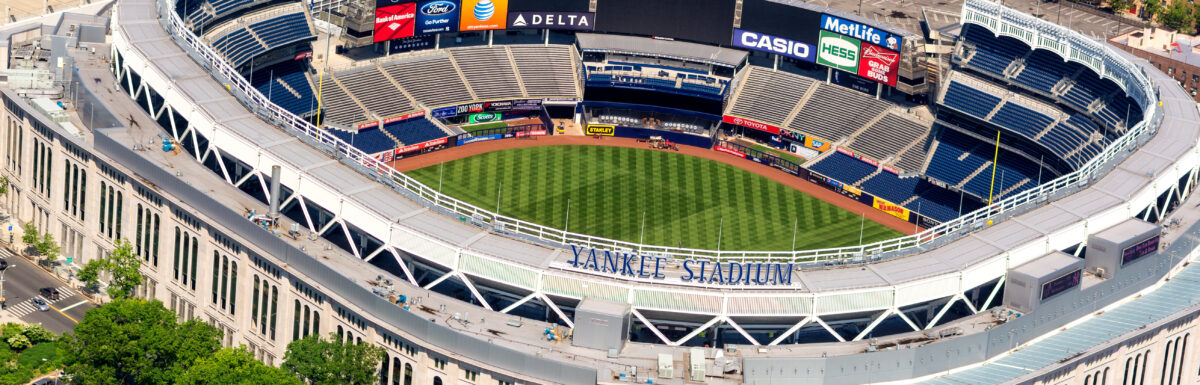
[568,245,795,286]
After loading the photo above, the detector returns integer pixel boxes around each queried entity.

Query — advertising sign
[395,137,448,154]
[293,51,313,60]
[507,11,594,30]
[820,14,901,51]
[416,0,459,34]
[857,41,900,87]
[468,112,501,123]
[1040,269,1081,301]
[515,130,548,137]
[804,136,830,152]
[374,0,417,42]
[383,110,426,124]
[731,29,815,63]
[386,34,436,53]
[872,197,911,221]
[816,30,860,73]
[714,145,746,158]
[432,105,458,118]
[1121,235,1160,266]
[460,134,503,144]
[459,0,507,31]
[585,124,615,136]
[722,115,781,135]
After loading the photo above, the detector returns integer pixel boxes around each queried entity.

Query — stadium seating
[383,119,448,145]
[849,113,930,162]
[861,172,921,204]
[893,141,929,173]
[509,46,579,97]
[988,103,1055,139]
[924,128,990,188]
[327,127,399,155]
[252,61,316,117]
[381,54,473,108]
[941,81,1001,119]
[809,151,878,185]
[335,66,418,119]
[1012,49,1078,93]
[906,180,974,222]
[960,24,1028,78]
[316,77,369,126]
[206,8,313,67]
[450,47,524,100]
[790,85,891,142]
[726,67,813,126]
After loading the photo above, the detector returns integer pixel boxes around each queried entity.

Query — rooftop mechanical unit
[1003,251,1084,314]
[571,298,632,352]
[1085,218,1161,279]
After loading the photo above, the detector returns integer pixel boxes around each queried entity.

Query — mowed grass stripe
[408,146,903,251]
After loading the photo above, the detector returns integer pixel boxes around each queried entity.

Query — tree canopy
[59,299,222,385]
[282,333,385,385]
[79,239,144,300]
[176,347,303,385]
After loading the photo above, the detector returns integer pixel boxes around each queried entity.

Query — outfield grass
[461,122,508,134]
[408,146,902,251]
[753,145,805,164]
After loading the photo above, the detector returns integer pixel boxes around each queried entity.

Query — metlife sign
[820,14,901,51]
[506,11,595,30]
[816,30,859,73]
[731,29,814,63]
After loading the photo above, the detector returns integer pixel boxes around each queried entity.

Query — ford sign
[416,0,458,34]
[731,29,815,63]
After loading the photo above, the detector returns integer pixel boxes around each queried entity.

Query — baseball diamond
[406,145,903,250]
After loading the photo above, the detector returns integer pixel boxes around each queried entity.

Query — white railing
[153,0,1160,263]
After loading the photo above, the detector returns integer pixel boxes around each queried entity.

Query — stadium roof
[576,33,748,67]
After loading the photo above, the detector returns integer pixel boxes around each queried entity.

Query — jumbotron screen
[594,0,736,45]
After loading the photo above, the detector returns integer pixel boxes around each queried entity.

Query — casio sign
[732,29,813,62]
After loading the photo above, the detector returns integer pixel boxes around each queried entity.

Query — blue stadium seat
[382,119,448,145]
[942,82,1001,119]
[252,61,316,117]
[809,151,878,184]
[327,127,399,154]
[988,103,1054,139]
[961,25,1028,78]
[861,172,921,204]
[1012,50,1078,94]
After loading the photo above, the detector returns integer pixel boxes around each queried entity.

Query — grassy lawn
[407,145,900,250]
[754,145,805,164]
[461,122,508,134]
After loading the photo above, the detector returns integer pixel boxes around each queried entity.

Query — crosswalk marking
[7,299,45,317]
[57,300,89,312]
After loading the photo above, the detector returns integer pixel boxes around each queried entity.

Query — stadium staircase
[444,54,478,101]
[380,127,404,145]
[320,76,370,125]
[269,78,302,100]
[956,160,994,190]
[247,29,268,48]
[723,70,750,110]
[1000,177,1032,197]
[917,139,940,174]
[375,62,421,110]
[782,81,821,129]
[845,109,892,145]
[503,47,530,96]
[854,168,882,186]
[891,133,931,172]
[982,95,1008,120]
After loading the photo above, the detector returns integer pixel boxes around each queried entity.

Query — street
[0,247,96,334]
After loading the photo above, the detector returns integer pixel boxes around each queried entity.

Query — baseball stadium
[1,0,1199,381]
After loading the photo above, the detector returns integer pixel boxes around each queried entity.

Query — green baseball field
[407,146,903,251]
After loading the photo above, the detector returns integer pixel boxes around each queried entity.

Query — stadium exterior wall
[103,0,1200,349]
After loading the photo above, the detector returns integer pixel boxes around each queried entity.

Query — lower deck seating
[327,127,399,154]
[809,151,877,184]
[383,119,447,145]
[252,61,316,117]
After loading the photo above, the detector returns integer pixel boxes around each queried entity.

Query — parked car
[39,288,60,300]
[0,259,7,270]
[32,298,48,312]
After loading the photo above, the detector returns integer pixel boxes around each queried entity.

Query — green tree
[0,176,9,200]
[78,239,143,300]
[176,347,304,385]
[282,333,385,385]
[1159,0,1196,31]
[77,259,104,293]
[59,298,222,385]
[1144,0,1166,20]
[36,232,59,262]
[1110,0,1135,14]
[19,223,37,251]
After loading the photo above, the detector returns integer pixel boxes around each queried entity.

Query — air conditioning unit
[657,354,673,379]
[689,348,706,381]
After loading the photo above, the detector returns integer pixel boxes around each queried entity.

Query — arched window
[293,300,302,341]
[391,357,401,385]
[404,363,413,385]
[432,376,442,385]
[211,252,220,304]
[229,262,237,314]
[337,325,344,343]
[303,305,311,337]
[251,276,260,323]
